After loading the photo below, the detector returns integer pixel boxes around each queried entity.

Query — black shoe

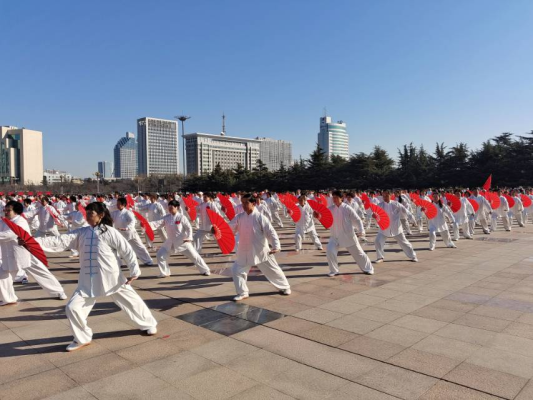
[20,278,29,285]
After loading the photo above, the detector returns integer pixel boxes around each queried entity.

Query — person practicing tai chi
[452,190,475,240]
[470,188,492,234]
[34,202,158,352]
[490,189,511,232]
[135,193,168,249]
[374,190,418,263]
[428,192,456,250]
[326,190,374,277]
[111,198,153,266]
[193,193,222,252]
[295,195,323,251]
[230,193,291,301]
[150,200,211,278]
[0,201,67,305]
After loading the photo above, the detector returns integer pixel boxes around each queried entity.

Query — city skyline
[1,0,531,178]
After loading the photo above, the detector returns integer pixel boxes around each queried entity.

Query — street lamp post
[95,172,101,193]
[175,115,190,176]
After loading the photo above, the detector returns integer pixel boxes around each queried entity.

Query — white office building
[43,169,72,184]
[317,116,349,160]
[0,126,44,185]
[184,133,260,175]
[137,117,178,176]
[256,137,292,171]
[114,132,137,179]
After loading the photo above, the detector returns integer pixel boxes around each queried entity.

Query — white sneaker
[157,274,170,278]
[0,301,17,306]
[363,270,374,275]
[145,327,157,335]
[374,258,384,263]
[144,262,154,266]
[411,258,419,262]
[317,247,323,251]
[327,272,339,277]
[202,271,211,276]
[280,289,291,295]
[448,244,457,249]
[233,294,249,301]
[66,341,91,352]
[58,293,68,300]
[429,247,435,251]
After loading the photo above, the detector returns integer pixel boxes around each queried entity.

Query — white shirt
[329,203,364,247]
[151,212,192,252]
[454,197,475,225]
[377,201,413,237]
[111,209,137,241]
[296,203,316,234]
[428,203,455,232]
[0,215,31,271]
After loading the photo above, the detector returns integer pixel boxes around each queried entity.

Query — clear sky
[1,0,532,178]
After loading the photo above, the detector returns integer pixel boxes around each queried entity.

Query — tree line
[182,132,533,192]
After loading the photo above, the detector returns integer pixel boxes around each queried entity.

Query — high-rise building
[114,132,137,179]
[256,137,293,171]
[0,126,44,185]
[97,161,113,178]
[137,117,178,176]
[317,116,349,160]
[184,132,260,175]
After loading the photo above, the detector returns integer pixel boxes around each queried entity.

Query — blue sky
[1,0,532,178]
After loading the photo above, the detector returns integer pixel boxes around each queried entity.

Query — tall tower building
[97,161,113,178]
[114,132,137,179]
[137,117,178,176]
[0,126,44,184]
[256,137,293,171]
[317,116,349,160]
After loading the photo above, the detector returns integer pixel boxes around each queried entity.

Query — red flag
[482,174,492,191]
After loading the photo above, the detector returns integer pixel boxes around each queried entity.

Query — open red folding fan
[369,204,390,230]
[3,217,48,267]
[521,194,532,208]
[286,193,299,204]
[410,193,421,201]
[126,194,135,209]
[484,192,500,210]
[467,198,479,213]
[308,199,333,229]
[315,194,328,207]
[132,210,154,241]
[445,194,461,213]
[414,198,438,219]
[281,199,301,223]
[46,206,63,227]
[183,197,199,221]
[206,209,235,254]
[503,194,515,208]
[217,193,235,221]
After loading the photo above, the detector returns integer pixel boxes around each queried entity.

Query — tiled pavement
[0,218,532,400]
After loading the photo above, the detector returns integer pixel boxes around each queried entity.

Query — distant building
[137,117,178,176]
[0,126,44,185]
[184,132,260,175]
[114,132,137,179]
[43,169,72,184]
[97,161,113,178]
[256,137,292,171]
[317,116,349,160]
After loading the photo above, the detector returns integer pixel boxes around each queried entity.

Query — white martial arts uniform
[453,197,475,240]
[193,201,222,251]
[0,215,65,303]
[295,203,322,251]
[230,208,290,296]
[490,195,511,232]
[509,196,525,227]
[150,212,210,277]
[428,203,456,250]
[136,201,168,247]
[30,205,61,237]
[374,201,418,262]
[470,195,492,234]
[266,197,284,228]
[37,225,157,345]
[327,203,373,275]
[111,209,153,265]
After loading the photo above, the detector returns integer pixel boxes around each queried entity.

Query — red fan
[126,194,135,209]
[390,194,396,201]
[183,197,199,221]
[46,206,63,227]
[482,174,492,191]
[3,217,48,267]
[521,194,532,208]
[285,193,298,204]
[46,191,51,196]
[281,199,301,223]
[445,194,461,213]
[315,194,328,207]
[206,209,235,254]
[217,193,236,221]
[308,199,333,229]
[132,210,154,241]
[361,193,371,209]
[468,198,479,213]
[78,205,87,220]
[369,204,390,230]
[410,192,420,201]
[414,198,438,219]
[503,194,515,208]
[28,191,33,196]
[485,192,500,210]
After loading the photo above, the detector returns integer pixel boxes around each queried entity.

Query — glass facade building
[97,161,113,178]
[114,132,137,179]
[137,117,178,176]
[317,116,349,160]
[256,137,293,171]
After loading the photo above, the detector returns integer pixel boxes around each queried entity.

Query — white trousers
[476,213,490,233]
[145,227,168,248]
[510,211,525,227]
[34,226,60,238]
[127,234,153,264]
[490,214,511,231]
[193,230,210,251]
[375,232,417,261]
[66,286,157,345]
[271,211,283,227]
[231,256,290,296]
[157,242,210,276]
[429,229,454,250]
[326,239,374,275]
[295,228,322,250]
[0,258,64,303]
[400,218,412,235]
[452,221,473,240]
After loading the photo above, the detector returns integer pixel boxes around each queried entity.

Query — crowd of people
[0,187,531,352]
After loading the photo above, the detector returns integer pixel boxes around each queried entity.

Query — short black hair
[117,197,127,206]
[241,193,256,203]
[168,200,180,207]
[6,200,23,215]
[332,190,343,198]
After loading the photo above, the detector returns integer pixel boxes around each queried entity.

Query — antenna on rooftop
[221,112,226,136]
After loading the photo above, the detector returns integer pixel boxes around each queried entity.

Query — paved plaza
[0,219,532,400]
